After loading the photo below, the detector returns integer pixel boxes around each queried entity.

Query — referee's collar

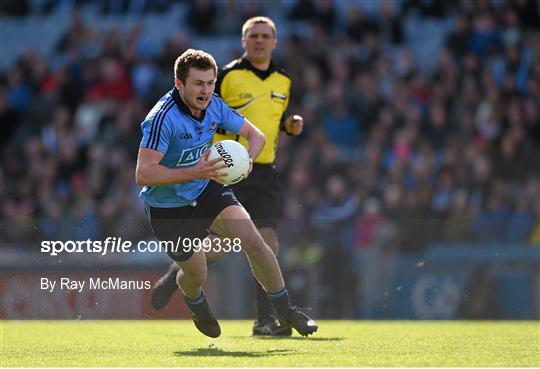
[171,87,211,122]
[239,56,277,80]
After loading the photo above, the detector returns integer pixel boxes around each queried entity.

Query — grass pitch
[1,320,538,367]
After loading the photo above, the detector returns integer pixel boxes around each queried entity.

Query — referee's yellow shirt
[213,57,291,164]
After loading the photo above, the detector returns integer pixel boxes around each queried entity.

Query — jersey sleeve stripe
[151,99,175,150]
[145,98,168,148]
[146,98,174,149]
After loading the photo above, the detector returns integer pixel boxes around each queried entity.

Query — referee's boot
[151,262,180,310]
[253,318,293,336]
[183,291,221,338]
[278,306,318,337]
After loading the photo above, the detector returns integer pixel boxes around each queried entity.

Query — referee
[152,16,304,336]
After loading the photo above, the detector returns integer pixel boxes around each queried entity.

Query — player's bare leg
[181,225,290,335]
[151,262,182,310]
[201,225,291,335]
[250,227,292,336]
[212,205,283,291]
[175,250,207,299]
[151,234,225,310]
[175,251,220,338]
[258,228,278,254]
[212,205,318,336]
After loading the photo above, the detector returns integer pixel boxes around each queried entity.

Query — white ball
[208,140,250,185]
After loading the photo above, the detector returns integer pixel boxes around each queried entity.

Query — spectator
[505,196,534,243]
[440,188,475,242]
[473,193,510,243]
[311,175,359,317]
[185,0,217,35]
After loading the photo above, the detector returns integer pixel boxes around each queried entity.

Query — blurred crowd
[276,0,540,254]
[1,0,540,259]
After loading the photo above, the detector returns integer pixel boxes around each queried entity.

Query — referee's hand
[285,114,304,136]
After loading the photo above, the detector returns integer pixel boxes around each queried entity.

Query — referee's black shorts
[231,164,280,230]
[145,181,241,262]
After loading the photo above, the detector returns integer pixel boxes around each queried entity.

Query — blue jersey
[139,89,244,208]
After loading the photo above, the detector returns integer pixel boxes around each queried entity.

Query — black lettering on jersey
[180,132,193,140]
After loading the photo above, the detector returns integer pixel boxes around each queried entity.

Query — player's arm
[237,118,266,160]
[135,148,227,186]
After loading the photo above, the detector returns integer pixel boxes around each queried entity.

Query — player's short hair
[242,16,277,38]
[174,49,217,82]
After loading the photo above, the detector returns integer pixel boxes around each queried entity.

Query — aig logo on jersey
[176,141,211,167]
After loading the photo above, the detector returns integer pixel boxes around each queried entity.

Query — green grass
[1,320,539,367]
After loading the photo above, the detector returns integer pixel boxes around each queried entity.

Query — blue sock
[267,287,288,299]
[267,287,291,321]
[183,289,205,305]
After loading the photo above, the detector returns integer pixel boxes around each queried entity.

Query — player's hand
[284,114,304,136]
[193,150,228,182]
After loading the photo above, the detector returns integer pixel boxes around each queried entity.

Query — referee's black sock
[254,277,274,321]
[267,287,291,322]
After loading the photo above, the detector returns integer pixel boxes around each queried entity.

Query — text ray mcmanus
[41,277,151,293]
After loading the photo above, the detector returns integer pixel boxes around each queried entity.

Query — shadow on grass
[234,336,346,342]
[174,348,293,358]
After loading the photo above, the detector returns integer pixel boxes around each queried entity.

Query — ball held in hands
[207,140,251,185]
